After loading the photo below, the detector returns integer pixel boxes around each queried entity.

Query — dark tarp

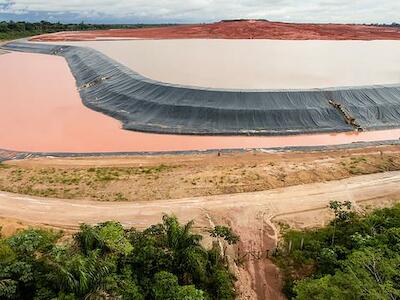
[3,41,400,136]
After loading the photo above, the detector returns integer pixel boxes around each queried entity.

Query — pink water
[1,51,400,153]
[49,40,400,89]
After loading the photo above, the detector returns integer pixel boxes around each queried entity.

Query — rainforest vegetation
[2,200,400,299]
[275,201,400,300]
[0,215,238,299]
[0,20,172,40]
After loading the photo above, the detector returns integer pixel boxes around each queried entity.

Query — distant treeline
[0,20,175,40]
[377,22,400,27]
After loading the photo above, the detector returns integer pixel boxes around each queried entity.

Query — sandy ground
[1,171,400,299]
[31,20,400,41]
[2,51,400,152]
[2,145,400,202]
[2,146,400,298]
[48,39,400,89]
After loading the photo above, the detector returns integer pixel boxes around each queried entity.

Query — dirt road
[1,171,400,299]
[1,171,400,229]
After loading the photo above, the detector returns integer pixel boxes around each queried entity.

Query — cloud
[0,0,399,24]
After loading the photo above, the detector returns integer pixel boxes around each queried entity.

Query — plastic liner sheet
[3,41,400,136]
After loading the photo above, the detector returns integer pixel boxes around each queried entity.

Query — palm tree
[45,248,113,298]
[74,224,105,255]
[161,215,208,284]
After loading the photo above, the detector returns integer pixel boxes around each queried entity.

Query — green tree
[329,200,352,246]
[294,275,347,300]
[161,215,208,284]
[177,285,205,299]
[152,271,180,300]
[45,249,114,298]
[275,203,400,298]
[340,248,400,300]
[74,221,132,255]
[152,271,204,300]
[295,248,400,300]
[0,216,235,299]
[209,225,240,245]
[0,22,8,33]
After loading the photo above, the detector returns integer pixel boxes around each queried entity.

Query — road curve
[1,171,400,229]
[1,171,400,300]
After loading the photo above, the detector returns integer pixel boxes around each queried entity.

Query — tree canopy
[0,215,236,299]
[0,20,173,41]
[274,202,400,300]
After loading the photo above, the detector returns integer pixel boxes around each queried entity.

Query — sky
[0,0,399,24]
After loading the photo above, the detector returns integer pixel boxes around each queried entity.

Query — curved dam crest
[3,41,400,136]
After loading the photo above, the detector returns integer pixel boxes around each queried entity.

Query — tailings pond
[1,51,400,153]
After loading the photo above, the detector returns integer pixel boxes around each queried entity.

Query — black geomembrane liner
[3,41,400,136]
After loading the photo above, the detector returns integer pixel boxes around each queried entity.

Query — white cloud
[0,0,399,23]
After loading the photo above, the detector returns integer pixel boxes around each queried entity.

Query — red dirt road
[31,20,400,42]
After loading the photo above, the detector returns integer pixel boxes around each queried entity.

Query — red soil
[31,20,400,42]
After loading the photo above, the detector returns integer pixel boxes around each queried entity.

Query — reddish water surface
[1,51,400,153]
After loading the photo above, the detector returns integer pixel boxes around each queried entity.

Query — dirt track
[1,171,400,299]
[31,20,400,41]
[1,170,399,231]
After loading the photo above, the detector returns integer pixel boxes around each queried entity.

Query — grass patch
[0,164,177,201]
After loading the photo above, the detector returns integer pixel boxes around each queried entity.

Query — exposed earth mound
[31,20,400,41]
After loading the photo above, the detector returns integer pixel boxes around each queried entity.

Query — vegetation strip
[0,21,174,41]
[274,202,400,299]
[0,215,238,299]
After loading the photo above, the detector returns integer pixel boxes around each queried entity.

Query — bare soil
[2,145,400,202]
[1,170,400,299]
[31,20,400,41]
[3,145,400,299]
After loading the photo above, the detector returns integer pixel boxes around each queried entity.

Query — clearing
[1,170,400,299]
[2,145,400,202]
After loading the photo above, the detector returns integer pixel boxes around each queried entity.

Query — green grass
[0,21,177,42]
[0,164,177,200]
[0,162,10,169]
